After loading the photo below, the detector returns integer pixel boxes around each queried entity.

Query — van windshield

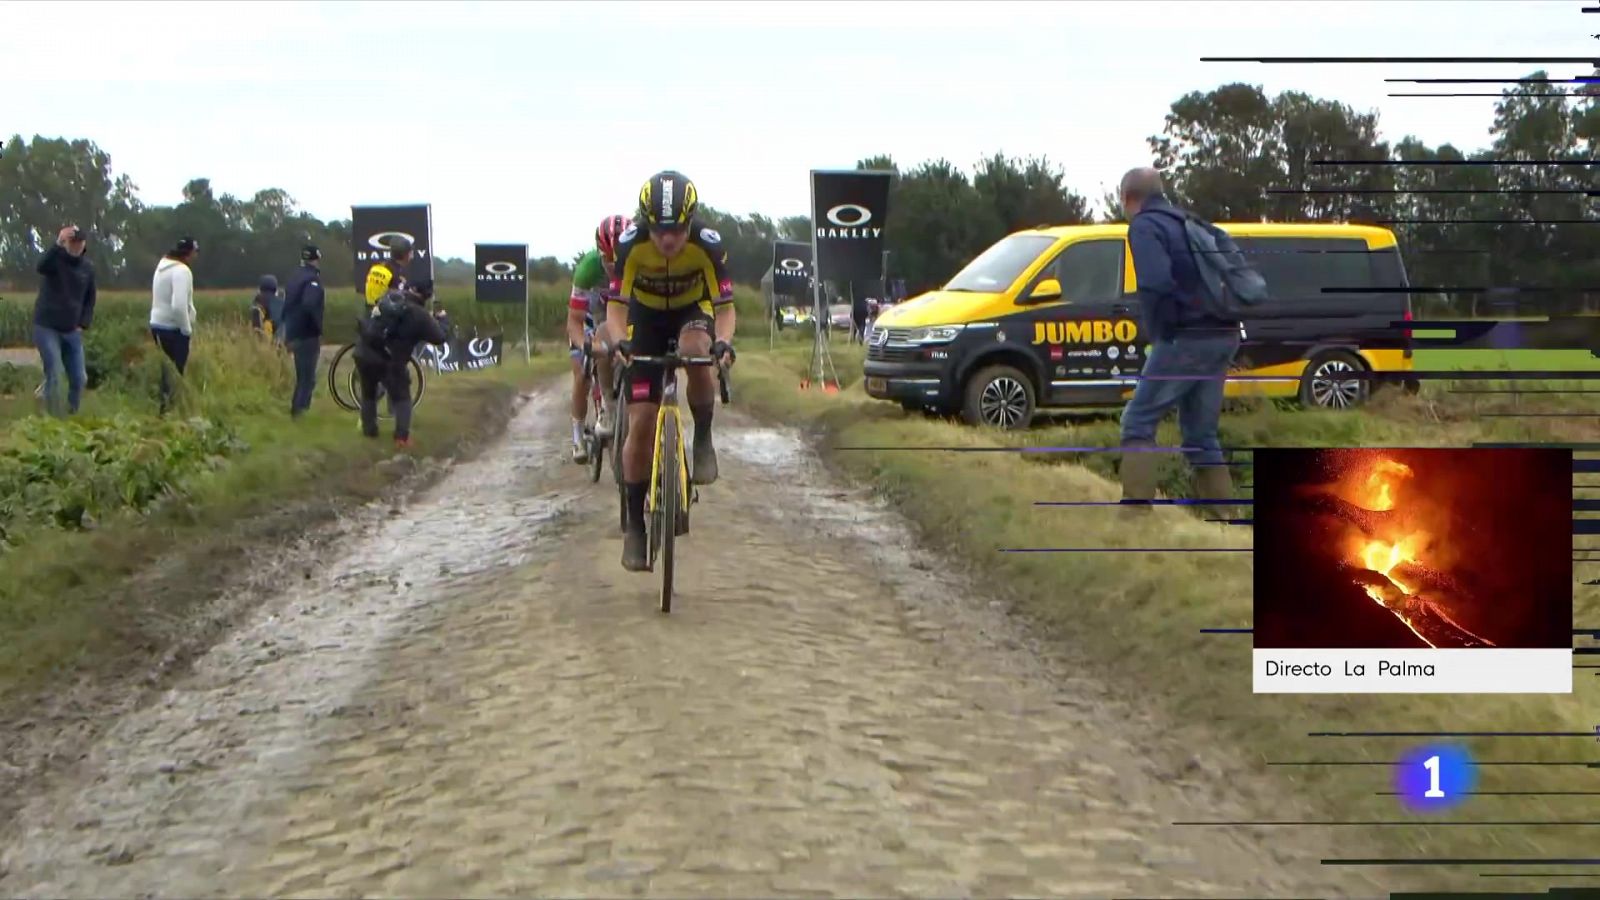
[944,234,1055,293]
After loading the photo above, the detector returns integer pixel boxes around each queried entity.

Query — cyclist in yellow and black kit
[607,170,736,572]
[364,235,414,308]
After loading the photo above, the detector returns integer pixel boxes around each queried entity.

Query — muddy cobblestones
[0,396,1384,898]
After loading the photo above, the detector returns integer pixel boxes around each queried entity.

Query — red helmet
[595,214,631,260]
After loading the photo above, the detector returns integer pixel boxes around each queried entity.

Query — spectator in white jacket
[150,237,199,414]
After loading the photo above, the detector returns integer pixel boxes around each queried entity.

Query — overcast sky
[4,0,1592,260]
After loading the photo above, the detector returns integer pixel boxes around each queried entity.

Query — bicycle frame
[626,353,726,535]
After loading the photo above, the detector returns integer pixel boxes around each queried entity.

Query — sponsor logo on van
[1032,320,1138,345]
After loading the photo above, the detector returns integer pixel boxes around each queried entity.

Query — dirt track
[0,389,1387,898]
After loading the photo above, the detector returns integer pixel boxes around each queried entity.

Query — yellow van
[863,222,1415,428]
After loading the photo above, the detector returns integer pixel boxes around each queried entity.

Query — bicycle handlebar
[623,354,732,405]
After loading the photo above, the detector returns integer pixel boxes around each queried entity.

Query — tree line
[4,72,1596,312]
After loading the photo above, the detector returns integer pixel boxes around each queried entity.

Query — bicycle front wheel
[327,344,360,412]
[656,417,679,614]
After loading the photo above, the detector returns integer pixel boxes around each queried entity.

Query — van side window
[1231,237,1378,301]
[1053,239,1124,304]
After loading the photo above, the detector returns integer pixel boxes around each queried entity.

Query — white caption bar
[1253,648,1573,694]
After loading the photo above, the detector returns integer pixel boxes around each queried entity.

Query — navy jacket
[280,262,326,341]
[34,245,97,333]
[354,298,449,372]
[1127,195,1235,343]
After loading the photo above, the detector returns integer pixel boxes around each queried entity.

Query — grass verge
[0,333,566,697]
[734,343,1598,886]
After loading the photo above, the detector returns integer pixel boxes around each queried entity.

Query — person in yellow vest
[364,235,414,308]
[251,275,278,340]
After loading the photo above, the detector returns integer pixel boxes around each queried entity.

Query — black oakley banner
[474,243,528,304]
[810,169,891,282]
[351,204,434,292]
[771,240,813,297]
[433,334,504,373]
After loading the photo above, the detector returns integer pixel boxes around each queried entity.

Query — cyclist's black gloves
[711,340,735,364]
[612,339,633,361]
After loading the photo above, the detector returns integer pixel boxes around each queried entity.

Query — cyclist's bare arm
[565,306,589,350]
[705,233,737,361]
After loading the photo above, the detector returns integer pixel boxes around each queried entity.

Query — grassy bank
[0,321,567,697]
[735,343,1598,882]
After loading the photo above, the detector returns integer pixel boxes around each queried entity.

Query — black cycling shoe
[691,439,718,486]
[622,528,648,572]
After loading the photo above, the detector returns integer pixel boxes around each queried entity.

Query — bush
[0,363,29,397]
[0,414,247,550]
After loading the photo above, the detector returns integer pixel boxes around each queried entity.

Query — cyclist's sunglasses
[649,221,690,237]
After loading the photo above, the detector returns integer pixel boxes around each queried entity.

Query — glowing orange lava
[1359,459,1414,512]
[1360,537,1417,596]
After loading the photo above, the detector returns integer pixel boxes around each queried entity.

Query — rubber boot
[1193,465,1235,523]
[1119,446,1161,516]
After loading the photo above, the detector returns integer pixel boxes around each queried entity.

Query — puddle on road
[0,395,582,893]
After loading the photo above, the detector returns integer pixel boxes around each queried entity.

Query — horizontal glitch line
[1323,160,1600,166]
[1202,56,1600,63]
[1322,857,1600,866]
[1270,761,1600,766]
[1379,219,1600,224]
[1389,77,1598,84]
[998,548,1251,553]
[1310,731,1599,737]
[1267,188,1600,195]
[1034,499,1253,506]
[1201,627,1252,634]
[1391,92,1579,97]
[1179,820,1600,826]
[1375,791,1600,796]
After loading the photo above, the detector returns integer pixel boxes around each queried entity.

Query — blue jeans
[289,337,320,415]
[34,323,86,416]
[1118,330,1240,468]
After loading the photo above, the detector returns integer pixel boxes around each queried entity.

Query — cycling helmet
[595,214,631,259]
[636,170,698,229]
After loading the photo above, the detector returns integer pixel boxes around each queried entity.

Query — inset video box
[1250,447,1574,695]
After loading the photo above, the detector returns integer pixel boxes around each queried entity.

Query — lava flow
[1340,456,1496,649]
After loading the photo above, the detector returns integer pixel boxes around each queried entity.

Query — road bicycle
[327,341,428,417]
[619,344,731,614]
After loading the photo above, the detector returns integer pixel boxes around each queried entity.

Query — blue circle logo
[1394,744,1476,812]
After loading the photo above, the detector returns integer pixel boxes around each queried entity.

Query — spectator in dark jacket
[1115,167,1241,513]
[33,225,97,416]
[251,275,278,339]
[280,245,326,417]
[354,280,447,448]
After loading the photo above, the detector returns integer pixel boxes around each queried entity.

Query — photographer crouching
[354,278,447,449]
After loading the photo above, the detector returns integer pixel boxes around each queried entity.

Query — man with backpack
[1116,167,1267,518]
[354,278,447,448]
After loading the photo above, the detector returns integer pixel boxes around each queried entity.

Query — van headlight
[907,325,963,344]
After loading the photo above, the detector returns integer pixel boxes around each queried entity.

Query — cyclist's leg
[592,319,615,438]
[568,336,589,462]
[676,302,719,486]
[620,301,667,571]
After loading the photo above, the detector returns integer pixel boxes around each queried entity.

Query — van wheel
[1299,350,1370,410]
[900,400,922,414]
[962,365,1035,429]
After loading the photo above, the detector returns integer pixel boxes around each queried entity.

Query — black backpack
[1141,207,1269,320]
[359,291,408,355]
